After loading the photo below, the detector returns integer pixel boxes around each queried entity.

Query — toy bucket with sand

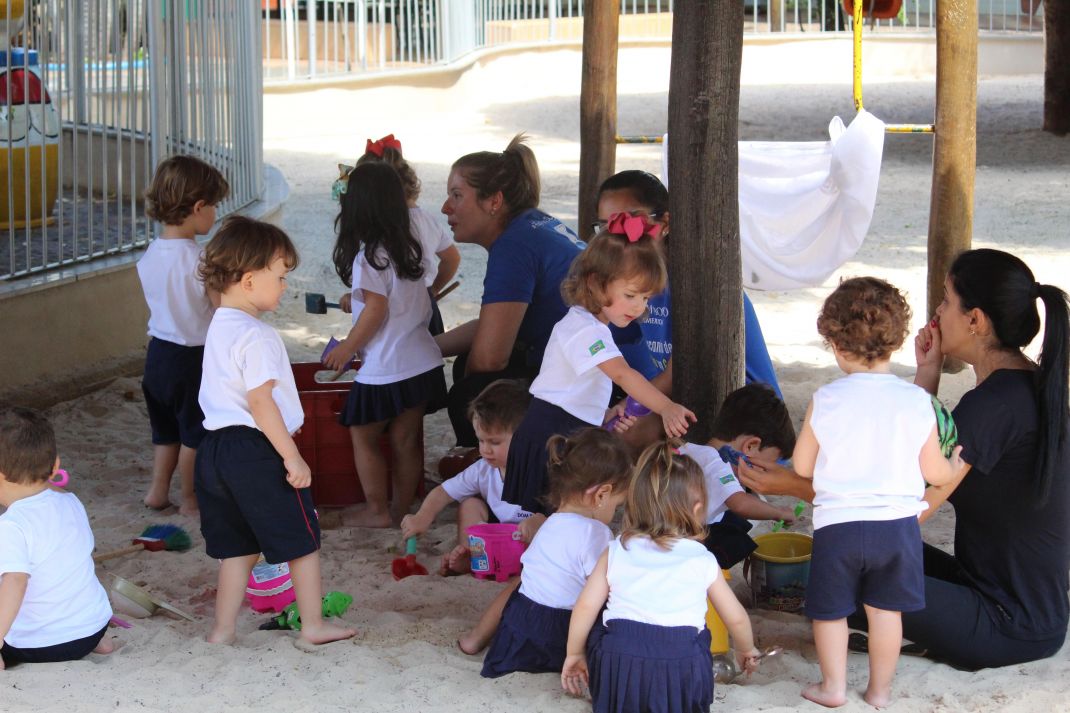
[466,523,526,582]
[744,532,812,611]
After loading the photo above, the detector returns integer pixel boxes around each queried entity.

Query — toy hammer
[305,292,341,314]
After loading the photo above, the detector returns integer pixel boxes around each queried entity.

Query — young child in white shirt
[196,216,356,648]
[401,379,543,575]
[0,407,114,669]
[137,155,229,515]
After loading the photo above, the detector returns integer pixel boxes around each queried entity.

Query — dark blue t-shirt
[482,209,583,368]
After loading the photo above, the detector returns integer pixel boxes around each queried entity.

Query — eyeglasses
[590,211,662,236]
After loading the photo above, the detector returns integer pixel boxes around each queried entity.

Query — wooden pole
[927,0,976,337]
[667,1,744,440]
[1043,0,1070,136]
[578,0,619,240]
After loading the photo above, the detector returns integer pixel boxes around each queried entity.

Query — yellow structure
[705,569,732,654]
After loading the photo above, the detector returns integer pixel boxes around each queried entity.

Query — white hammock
[661,109,886,291]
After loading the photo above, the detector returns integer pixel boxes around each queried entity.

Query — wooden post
[667,1,744,440]
[927,0,976,338]
[1043,0,1070,136]
[578,0,619,240]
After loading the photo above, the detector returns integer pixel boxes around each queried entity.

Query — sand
[4,47,1070,712]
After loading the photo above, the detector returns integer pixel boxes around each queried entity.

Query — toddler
[0,407,114,669]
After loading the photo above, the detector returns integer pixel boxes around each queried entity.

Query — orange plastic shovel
[392,537,428,580]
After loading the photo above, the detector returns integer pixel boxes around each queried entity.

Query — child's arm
[725,492,796,524]
[562,550,610,697]
[248,380,311,489]
[791,401,818,479]
[0,571,29,670]
[918,425,966,487]
[400,485,457,539]
[919,461,972,524]
[323,290,388,372]
[597,357,696,437]
[707,574,761,675]
[432,246,461,294]
[516,513,546,544]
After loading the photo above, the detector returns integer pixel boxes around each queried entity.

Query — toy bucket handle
[405,536,418,556]
[511,529,524,541]
[49,468,69,488]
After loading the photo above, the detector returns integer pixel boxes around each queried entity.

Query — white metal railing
[262,0,1043,82]
[2,0,262,281]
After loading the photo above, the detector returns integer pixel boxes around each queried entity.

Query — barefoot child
[476,428,632,673]
[196,216,355,647]
[794,277,963,708]
[562,441,761,712]
[0,407,114,669]
[401,379,543,575]
[137,155,229,515]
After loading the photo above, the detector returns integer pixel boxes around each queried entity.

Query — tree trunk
[1044,0,1070,135]
[667,1,744,441]
[578,1,619,241]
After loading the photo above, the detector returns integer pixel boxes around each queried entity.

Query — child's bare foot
[297,621,357,647]
[92,637,118,655]
[341,506,392,528]
[438,545,472,576]
[457,629,490,655]
[802,682,847,708]
[206,626,237,645]
[143,491,172,510]
[179,498,200,518]
[864,686,892,709]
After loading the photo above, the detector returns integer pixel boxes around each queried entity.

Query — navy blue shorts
[0,624,107,667]
[194,426,320,564]
[142,337,206,448]
[805,516,924,620]
[703,511,757,570]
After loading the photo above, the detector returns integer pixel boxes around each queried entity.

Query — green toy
[931,395,959,459]
[772,501,806,533]
[258,591,353,631]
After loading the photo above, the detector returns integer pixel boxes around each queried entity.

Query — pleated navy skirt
[339,366,447,426]
[501,397,590,515]
[481,589,572,678]
[588,619,714,713]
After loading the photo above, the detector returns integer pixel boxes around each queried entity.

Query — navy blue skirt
[502,398,590,515]
[339,366,447,426]
[588,619,714,713]
[481,590,572,678]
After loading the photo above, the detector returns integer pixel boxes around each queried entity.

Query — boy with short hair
[138,154,230,515]
[401,379,540,576]
[196,216,355,647]
[0,407,114,669]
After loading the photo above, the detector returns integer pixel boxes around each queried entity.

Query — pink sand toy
[466,523,527,582]
[245,559,296,613]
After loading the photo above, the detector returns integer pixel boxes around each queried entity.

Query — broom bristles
[133,524,192,552]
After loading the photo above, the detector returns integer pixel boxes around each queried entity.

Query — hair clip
[671,446,681,455]
[365,133,402,157]
[605,212,661,243]
[716,445,752,468]
[331,163,354,201]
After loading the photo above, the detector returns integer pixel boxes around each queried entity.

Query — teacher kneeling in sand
[436,135,582,447]
[740,248,1070,670]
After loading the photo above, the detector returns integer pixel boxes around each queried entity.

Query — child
[502,215,696,515]
[681,383,800,568]
[562,441,761,712]
[323,162,448,528]
[479,428,632,676]
[138,155,229,515]
[794,276,963,708]
[0,407,114,669]
[196,216,356,647]
[401,379,543,575]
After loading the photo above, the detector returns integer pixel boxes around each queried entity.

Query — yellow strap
[853,0,865,111]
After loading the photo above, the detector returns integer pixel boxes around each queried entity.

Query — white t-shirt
[529,307,623,425]
[0,490,112,648]
[136,237,213,345]
[440,459,533,524]
[410,206,454,288]
[200,307,304,433]
[603,535,720,631]
[810,372,935,529]
[350,247,443,385]
[519,512,613,609]
[678,442,745,524]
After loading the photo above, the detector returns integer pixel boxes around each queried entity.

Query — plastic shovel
[392,537,429,581]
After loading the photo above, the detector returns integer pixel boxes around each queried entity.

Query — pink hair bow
[365,134,403,157]
[605,212,661,243]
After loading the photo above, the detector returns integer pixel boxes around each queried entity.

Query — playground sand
[6,48,1070,712]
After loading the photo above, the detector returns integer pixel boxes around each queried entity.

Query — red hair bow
[605,212,660,243]
[365,133,403,157]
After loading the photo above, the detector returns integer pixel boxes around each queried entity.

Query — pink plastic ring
[49,469,69,488]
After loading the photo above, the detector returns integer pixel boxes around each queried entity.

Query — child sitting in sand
[0,407,115,669]
[794,277,963,708]
[196,216,356,648]
[680,383,800,568]
[401,379,544,575]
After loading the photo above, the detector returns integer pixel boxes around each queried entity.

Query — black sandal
[848,632,928,657]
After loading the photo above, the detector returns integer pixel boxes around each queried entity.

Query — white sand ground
[4,48,1070,712]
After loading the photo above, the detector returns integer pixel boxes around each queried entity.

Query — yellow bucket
[705,569,731,654]
[745,532,812,608]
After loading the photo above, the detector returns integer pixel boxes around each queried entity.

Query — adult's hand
[737,458,815,503]
[914,317,944,394]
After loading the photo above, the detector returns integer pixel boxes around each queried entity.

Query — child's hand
[777,506,797,525]
[949,444,965,475]
[660,402,696,438]
[339,292,352,313]
[284,455,312,489]
[516,513,546,544]
[738,646,762,676]
[400,512,430,540]
[561,654,590,697]
[322,339,357,372]
[915,317,943,369]
[603,402,638,433]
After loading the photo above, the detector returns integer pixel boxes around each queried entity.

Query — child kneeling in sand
[0,407,115,669]
[196,216,355,648]
[401,379,544,575]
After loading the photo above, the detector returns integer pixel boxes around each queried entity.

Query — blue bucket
[744,532,812,610]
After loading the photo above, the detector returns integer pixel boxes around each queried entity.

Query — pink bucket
[466,523,527,582]
[245,559,296,613]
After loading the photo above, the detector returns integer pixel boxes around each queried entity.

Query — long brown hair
[622,440,707,550]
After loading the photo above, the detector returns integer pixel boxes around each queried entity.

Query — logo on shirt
[589,340,606,356]
[719,474,736,485]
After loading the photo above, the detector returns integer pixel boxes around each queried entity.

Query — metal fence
[2,0,263,281]
[263,0,1044,82]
